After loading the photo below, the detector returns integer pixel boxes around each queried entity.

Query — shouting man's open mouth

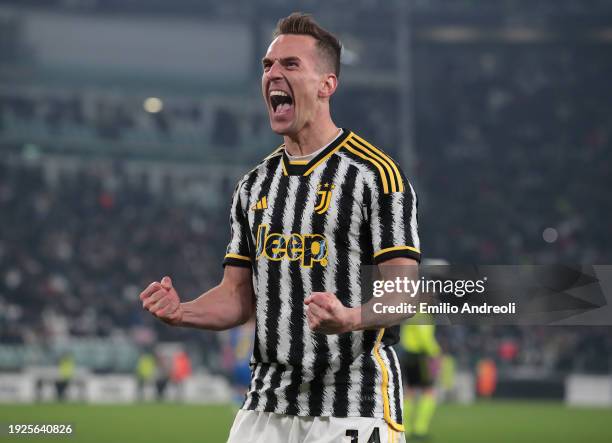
[268,87,294,119]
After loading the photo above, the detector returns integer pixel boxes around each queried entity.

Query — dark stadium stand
[0,0,611,377]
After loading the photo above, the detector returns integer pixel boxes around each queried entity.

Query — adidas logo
[251,196,268,211]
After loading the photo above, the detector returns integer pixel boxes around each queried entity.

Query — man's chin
[269,119,295,136]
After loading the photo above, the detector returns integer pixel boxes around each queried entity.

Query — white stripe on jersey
[409,182,420,250]
[243,363,261,410]
[228,184,243,254]
[369,182,383,254]
[257,365,275,406]
[319,157,350,416]
[372,349,384,419]
[347,176,365,417]
[391,192,406,245]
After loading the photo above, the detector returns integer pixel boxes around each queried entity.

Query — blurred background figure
[221,317,255,406]
[136,350,157,401]
[170,349,192,401]
[230,318,255,405]
[400,314,442,440]
[55,352,75,402]
[154,350,172,401]
[476,358,498,399]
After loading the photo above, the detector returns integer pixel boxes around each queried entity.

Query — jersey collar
[281,128,352,176]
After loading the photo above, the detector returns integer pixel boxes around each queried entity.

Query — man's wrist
[344,306,362,332]
[176,302,190,326]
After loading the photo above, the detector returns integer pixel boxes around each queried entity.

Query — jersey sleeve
[223,180,252,268]
[367,168,421,264]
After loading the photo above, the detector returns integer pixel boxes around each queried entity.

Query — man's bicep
[378,257,419,268]
[378,257,419,281]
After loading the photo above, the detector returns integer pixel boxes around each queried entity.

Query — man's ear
[319,73,338,99]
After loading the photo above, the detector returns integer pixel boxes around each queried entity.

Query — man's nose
[266,61,283,79]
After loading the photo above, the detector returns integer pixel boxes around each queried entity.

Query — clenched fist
[304,292,358,335]
[139,276,183,326]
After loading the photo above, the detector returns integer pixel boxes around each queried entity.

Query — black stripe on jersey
[261,173,291,412]
[382,325,401,347]
[385,346,404,425]
[344,139,398,195]
[247,362,270,410]
[307,157,341,417]
[223,256,251,268]
[281,129,350,176]
[359,329,379,417]
[373,247,421,264]
[331,163,359,417]
[283,178,312,415]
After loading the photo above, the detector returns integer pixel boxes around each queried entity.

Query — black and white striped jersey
[223,128,420,431]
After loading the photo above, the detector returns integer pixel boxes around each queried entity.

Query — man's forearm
[178,283,253,331]
[348,259,420,331]
[346,294,416,331]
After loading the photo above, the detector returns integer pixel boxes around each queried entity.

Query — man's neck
[283,120,340,157]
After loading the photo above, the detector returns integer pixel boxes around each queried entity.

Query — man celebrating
[140,13,420,443]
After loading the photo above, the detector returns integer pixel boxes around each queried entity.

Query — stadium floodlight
[143,97,163,113]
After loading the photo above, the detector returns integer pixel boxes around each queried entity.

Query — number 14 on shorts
[344,427,381,443]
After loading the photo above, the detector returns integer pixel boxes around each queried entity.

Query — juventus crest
[314,183,335,214]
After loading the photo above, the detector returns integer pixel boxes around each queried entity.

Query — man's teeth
[270,90,289,97]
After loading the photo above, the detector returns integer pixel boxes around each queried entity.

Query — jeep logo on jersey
[314,183,335,215]
[255,224,328,267]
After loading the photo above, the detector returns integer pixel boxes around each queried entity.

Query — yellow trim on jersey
[345,144,390,194]
[374,245,421,258]
[374,328,405,432]
[350,138,400,193]
[224,253,251,262]
[264,145,285,161]
[288,160,309,165]
[303,135,352,176]
[352,133,405,193]
[281,160,289,176]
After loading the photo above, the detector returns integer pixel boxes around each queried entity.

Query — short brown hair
[273,12,342,77]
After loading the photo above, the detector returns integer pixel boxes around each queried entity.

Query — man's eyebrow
[261,56,301,65]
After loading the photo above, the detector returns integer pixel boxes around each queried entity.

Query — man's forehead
[265,34,317,58]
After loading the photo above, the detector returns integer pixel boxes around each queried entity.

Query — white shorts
[227,410,406,443]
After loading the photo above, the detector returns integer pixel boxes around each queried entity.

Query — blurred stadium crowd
[416,44,612,264]
[1,0,611,378]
